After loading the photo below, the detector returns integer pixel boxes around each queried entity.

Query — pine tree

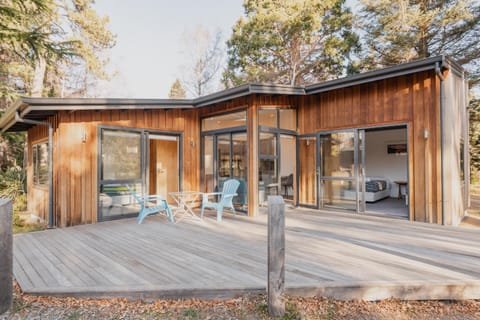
[223,0,359,87]
[168,79,186,99]
[358,0,480,86]
[0,0,115,204]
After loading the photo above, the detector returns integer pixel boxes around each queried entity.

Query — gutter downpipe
[435,62,446,225]
[14,112,54,229]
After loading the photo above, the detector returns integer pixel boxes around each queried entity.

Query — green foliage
[182,309,199,319]
[0,0,115,102]
[0,166,25,200]
[358,0,480,87]
[169,79,187,99]
[470,98,480,183]
[224,0,359,87]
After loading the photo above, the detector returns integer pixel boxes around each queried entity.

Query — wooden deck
[13,209,480,301]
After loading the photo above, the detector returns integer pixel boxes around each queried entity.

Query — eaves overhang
[306,55,454,95]
[0,55,466,133]
[193,83,306,107]
[1,98,195,132]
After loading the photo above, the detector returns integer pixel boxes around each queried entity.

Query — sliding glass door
[99,129,144,221]
[98,127,180,221]
[318,131,358,211]
[202,131,248,211]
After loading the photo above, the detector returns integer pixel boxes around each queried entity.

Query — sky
[93,0,244,98]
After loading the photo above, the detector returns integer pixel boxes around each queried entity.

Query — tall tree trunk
[31,56,46,97]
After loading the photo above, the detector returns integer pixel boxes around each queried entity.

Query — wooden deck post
[267,196,285,317]
[0,199,12,315]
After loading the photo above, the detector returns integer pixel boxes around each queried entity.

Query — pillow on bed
[365,180,387,192]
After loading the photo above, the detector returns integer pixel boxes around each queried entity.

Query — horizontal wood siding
[299,71,441,223]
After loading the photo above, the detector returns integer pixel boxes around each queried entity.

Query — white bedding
[342,177,391,202]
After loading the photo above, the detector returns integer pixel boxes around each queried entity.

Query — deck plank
[12,208,480,300]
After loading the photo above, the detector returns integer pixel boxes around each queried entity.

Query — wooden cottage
[0,56,470,227]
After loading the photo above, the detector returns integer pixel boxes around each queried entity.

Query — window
[259,108,296,130]
[32,142,49,186]
[101,130,142,180]
[201,111,247,131]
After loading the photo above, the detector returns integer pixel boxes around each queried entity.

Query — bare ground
[1,283,479,320]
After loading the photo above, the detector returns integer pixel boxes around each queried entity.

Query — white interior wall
[365,128,408,197]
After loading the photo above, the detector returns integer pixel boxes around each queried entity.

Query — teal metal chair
[201,179,240,222]
[127,186,174,224]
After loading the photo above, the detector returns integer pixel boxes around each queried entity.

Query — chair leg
[217,206,223,222]
[201,206,205,219]
[231,205,236,216]
[165,207,174,223]
[137,210,146,224]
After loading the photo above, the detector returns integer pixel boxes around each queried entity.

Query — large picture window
[32,142,49,186]
[101,130,142,180]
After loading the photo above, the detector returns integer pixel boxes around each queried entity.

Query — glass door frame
[144,130,183,201]
[258,126,297,203]
[97,125,182,222]
[317,129,361,212]
[200,126,248,212]
[299,123,410,215]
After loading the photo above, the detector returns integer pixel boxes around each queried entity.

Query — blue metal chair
[201,179,240,222]
[127,186,174,224]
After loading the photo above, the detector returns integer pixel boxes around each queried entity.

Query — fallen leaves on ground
[1,283,479,319]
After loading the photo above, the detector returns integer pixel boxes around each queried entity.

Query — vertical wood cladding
[26,70,442,226]
[299,71,441,223]
[28,108,199,227]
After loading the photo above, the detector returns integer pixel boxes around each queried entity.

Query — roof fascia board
[22,104,194,115]
[0,99,26,132]
[194,83,305,107]
[20,97,194,106]
[307,64,438,94]
[193,84,251,107]
[306,56,447,94]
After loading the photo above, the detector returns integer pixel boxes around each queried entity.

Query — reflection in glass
[321,132,354,178]
[202,111,246,131]
[320,180,357,211]
[203,136,214,193]
[279,109,296,131]
[259,132,278,202]
[232,133,248,208]
[259,109,277,127]
[259,132,276,157]
[319,131,356,212]
[280,135,296,200]
[299,137,317,206]
[101,130,142,180]
[217,134,231,179]
[33,142,49,185]
[100,182,142,219]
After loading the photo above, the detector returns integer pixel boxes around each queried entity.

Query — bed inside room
[363,127,409,218]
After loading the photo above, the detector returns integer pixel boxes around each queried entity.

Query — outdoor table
[168,191,203,221]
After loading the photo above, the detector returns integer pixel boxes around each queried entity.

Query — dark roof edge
[306,55,456,94]
[0,99,25,133]
[194,83,305,107]
[19,97,195,106]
